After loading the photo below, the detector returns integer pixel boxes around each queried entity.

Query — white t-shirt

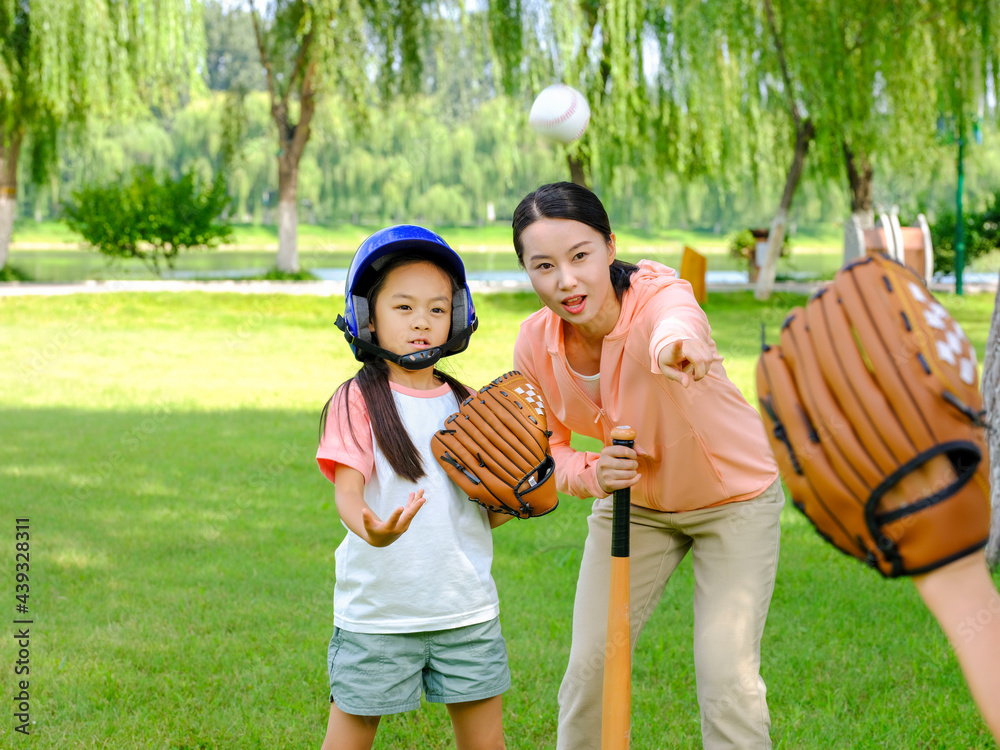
[568,363,602,406]
[317,380,500,634]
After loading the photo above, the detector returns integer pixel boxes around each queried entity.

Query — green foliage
[251,267,321,281]
[728,228,790,261]
[929,190,1000,275]
[487,0,524,96]
[0,263,31,281]
[10,2,1000,239]
[0,0,205,179]
[729,229,758,260]
[203,0,267,92]
[63,166,233,275]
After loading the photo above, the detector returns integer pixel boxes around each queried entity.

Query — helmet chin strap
[335,315,478,371]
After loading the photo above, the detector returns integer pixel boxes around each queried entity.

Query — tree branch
[286,11,318,111]
[249,2,278,110]
[289,60,318,161]
[762,0,803,128]
[248,1,289,140]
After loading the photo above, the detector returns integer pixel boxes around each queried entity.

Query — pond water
[10,247,993,286]
[931,272,1000,284]
[7,248,756,285]
[6,247,710,283]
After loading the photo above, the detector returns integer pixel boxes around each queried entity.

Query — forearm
[334,489,373,543]
[913,552,1000,741]
[553,442,607,499]
[489,510,515,528]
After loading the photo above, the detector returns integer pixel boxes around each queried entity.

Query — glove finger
[443,412,529,481]
[480,388,550,462]
[757,342,873,561]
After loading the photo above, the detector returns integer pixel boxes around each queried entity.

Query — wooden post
[680,246,707,304]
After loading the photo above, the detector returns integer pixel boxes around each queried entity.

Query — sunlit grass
[0,289,996,748]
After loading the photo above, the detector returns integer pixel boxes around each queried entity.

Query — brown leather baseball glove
[433,371,559,519]
[756,253,991,577]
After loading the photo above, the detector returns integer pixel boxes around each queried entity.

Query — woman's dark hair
[512,181,638,301]
[319,254,470,482]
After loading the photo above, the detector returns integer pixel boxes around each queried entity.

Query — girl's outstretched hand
[362,490,426,547]
[657,338,721,387]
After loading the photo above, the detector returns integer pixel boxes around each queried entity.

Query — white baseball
[529,84,591,144]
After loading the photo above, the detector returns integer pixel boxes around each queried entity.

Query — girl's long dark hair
[512,181,638,301]
[318,256,470,482]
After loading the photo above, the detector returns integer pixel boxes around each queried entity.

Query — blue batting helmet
[336,225,477,369]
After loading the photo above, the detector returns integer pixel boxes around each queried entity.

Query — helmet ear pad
[346,294,373,345]
[447,287,473,355]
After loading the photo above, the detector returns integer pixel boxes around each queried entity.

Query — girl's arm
[488,510,514,528]
[333,464,426,547]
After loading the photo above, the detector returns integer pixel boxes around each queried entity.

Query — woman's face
[519,217,618,332]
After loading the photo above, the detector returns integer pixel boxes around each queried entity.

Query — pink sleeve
[514,330,608,500]
[316,382,375,484]
[548,415,608,500]
[645,279,719,373]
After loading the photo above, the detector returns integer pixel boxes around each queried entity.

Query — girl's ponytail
[319,360,472,484]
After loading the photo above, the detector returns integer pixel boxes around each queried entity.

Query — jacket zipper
[549,348,610,428]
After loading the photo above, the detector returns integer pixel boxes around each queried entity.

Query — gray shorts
[327,617,510,716]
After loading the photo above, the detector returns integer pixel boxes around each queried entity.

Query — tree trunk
[0,135,23,270]
[567,154,588,188]
[250,8,320,277]
[843,214,866,263]
[755,118,814,300]
[984,272,1000,569]
[276,155,299,273]
[844,142,875,230]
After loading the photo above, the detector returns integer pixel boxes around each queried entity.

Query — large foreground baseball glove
[433,371,558,518]
[756,253,991,577]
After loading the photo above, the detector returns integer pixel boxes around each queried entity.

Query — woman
[511,182,783,749]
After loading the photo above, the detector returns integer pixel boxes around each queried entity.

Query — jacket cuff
[649,320,704,374]
[578,453,609,499]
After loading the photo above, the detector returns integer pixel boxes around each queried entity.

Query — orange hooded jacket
[513,260,778,512]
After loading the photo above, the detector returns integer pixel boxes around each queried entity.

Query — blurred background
[1,0,998,282]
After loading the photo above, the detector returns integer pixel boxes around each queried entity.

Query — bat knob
[610,425,637,443]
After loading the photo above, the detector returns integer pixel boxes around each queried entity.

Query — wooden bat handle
[610,425,637,443]
[602,426,635,750]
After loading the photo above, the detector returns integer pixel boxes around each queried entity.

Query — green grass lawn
[1,289,997,748]
[11,219,844,253]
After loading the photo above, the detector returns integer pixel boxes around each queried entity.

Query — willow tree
[0,0,204,270]
[485,1,605,187]
[485,0,771,203]
[249,0,333,273]
[749,0,821,299]
[250,0,455,272]
[642,0,798,241]
[752,0,970,298]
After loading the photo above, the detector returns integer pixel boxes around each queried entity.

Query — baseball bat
[601,425,637,750]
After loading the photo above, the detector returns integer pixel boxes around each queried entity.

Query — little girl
[316,225,511,750]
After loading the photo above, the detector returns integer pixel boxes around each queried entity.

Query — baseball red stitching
[533,88,579,127]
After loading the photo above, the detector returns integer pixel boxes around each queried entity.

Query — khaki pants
[556,480,784,750]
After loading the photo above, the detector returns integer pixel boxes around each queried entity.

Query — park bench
[846,212,934,283]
